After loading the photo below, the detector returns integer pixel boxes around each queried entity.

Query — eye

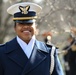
[16,22,33,26]
[19,23,24,25]
[27,23,33,26]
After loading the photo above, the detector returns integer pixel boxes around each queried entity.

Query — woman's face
[14,22,37,44]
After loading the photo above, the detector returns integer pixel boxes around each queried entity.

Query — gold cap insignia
[19,5,30,14]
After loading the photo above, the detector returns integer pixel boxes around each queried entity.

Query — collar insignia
[19,5,30,14]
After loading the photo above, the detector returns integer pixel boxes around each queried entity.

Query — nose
[22,24,29,29]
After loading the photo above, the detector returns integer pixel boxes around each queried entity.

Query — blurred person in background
[63,27,76,75]
[62,34,73,75]
[67,27,76,75]
[42,32,52,45]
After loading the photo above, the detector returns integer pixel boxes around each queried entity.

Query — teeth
[23,31,29,32]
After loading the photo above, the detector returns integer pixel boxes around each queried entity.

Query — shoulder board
[46,43,52,48]
[46,43,58,49]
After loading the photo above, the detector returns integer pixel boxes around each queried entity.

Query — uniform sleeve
[0,50,4,75]
[0,62,4,75]
[52,49,64,75]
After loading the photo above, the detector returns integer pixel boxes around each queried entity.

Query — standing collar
[16,35,36,58]
[4,37,50,54]
[17,35,36,45]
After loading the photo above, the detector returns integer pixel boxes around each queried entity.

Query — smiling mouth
[23,31,30,32]
[23,30,31,34]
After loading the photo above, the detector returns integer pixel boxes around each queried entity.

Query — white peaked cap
[7,2,42,15]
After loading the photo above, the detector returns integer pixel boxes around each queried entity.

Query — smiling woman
[0,2,64,75]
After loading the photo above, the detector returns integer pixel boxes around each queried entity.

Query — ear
[14,23,16,31]
[35,29,39,35]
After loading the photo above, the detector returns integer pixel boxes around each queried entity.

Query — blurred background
[1,0,76,47]
[1,0,76,75]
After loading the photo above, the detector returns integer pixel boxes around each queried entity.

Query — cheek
[14,27,20,33]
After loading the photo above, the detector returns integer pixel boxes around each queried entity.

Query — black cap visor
[14,19,36,24]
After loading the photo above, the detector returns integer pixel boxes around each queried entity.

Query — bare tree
[1,0,76,46]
